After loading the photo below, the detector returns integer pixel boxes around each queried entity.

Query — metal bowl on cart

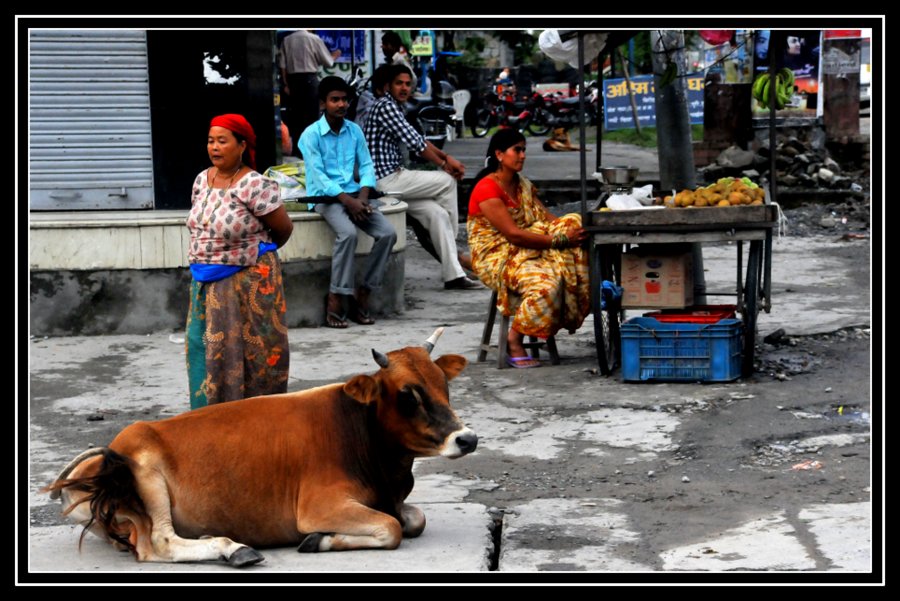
[593,166,640,187]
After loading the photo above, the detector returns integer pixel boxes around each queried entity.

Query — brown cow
[44,328,477,567]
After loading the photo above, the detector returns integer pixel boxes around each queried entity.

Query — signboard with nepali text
[314,30,366,63]
[411,33,434,56]
[603,74,705,131]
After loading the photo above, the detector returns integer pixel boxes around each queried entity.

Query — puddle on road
[790,405,870,425]
[822,408,870,424]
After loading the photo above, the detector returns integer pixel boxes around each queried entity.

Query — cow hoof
[297,533,324,553]
[228,546,264,568]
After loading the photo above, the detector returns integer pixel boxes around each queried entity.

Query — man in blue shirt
[299,76,397,328]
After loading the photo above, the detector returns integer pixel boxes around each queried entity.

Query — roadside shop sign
[411,33,434,56]
[824,30,862,39]
[603,74,705,131]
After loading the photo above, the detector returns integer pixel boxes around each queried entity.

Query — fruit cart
[586,202,778,377]
[556,30,782,377]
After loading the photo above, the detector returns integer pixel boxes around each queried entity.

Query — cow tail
[44,448,147,555]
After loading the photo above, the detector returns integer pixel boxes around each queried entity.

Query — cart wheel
[592,245,623,376]
[471,108,493,138]
[741,241,762,377]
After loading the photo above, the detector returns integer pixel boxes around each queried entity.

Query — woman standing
[185,114,294,408]
[467,129,590,368]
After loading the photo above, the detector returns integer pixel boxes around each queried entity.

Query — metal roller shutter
[29,30,154,210]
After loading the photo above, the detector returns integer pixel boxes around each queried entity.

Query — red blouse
[468,176,519,217]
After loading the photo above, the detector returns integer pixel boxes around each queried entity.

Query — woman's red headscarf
[210,113,257,170]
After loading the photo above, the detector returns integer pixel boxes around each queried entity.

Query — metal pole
[597,52,603,172]
[767,30,783,207]
[349,29,355,75]
[578,32,587,223]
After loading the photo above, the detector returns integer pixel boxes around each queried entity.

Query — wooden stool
[477,290,560,368]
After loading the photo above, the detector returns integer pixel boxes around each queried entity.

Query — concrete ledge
[28,502,494,573]
[29,203,408,271]
[28,203,409,335]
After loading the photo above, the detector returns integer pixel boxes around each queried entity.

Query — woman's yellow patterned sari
[466,175,590,339]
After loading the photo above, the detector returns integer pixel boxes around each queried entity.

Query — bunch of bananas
[752,68,795,110]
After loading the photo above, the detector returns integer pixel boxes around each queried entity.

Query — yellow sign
[411,35,433,56]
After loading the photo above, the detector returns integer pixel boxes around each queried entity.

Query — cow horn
[423,327,445,354]
[372,349,390,368]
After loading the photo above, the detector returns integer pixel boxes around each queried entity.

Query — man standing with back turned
[364,64,481,291]
[279,29,341,157]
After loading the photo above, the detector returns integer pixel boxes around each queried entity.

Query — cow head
[342,328,478,459]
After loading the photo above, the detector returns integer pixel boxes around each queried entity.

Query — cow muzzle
[440,427,478,458]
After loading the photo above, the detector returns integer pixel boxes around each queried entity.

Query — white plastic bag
[538,29,610,68]
[605,193,665,211]
[605,193,643,210]
[631,184,656,206]
[264,164,307,201]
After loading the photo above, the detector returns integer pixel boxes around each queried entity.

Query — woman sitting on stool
[466,129,590,368]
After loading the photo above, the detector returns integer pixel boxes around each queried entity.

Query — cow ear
[343,375,380,405]
[434,354,468,381]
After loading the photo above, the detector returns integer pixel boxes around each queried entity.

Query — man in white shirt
[278,30,341,156]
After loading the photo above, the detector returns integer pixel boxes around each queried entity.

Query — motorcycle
[538,80,601,129]
[345,66,454,158]
[346,67,372,125]
[470,90,552,138]
[405,79,457,151]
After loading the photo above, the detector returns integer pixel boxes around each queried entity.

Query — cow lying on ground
[44,328,477,567]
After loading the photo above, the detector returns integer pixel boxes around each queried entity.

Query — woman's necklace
[201,165,242,226]
[491,173,518,201]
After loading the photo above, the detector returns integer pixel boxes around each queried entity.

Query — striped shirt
[363,95,427,180]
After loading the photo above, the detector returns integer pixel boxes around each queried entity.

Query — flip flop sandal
[325,311,349,329]
[348,296,375,325]
[324,294,348,329]
[350,306,375,325]
[506,355,541,369]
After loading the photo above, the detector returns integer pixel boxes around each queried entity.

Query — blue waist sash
[190,242,278,283]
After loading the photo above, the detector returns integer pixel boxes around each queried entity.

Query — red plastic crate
[643,305,737,324]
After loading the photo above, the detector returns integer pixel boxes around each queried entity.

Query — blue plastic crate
[620,317,743,382]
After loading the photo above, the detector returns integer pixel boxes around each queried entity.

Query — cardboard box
[621,248,694,308]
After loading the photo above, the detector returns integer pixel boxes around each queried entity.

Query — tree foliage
[490,30,540,65]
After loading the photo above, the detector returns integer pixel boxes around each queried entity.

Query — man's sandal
[325,311,349,328]
[324,294,348,329]
[349,298,375,325]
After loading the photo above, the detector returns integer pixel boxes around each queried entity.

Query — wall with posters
[603,74,705,131]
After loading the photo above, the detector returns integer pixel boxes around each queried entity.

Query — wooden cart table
[586,204,779,377]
